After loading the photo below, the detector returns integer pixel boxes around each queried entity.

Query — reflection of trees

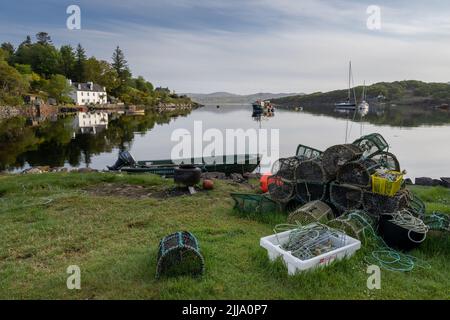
[0,109,191,170]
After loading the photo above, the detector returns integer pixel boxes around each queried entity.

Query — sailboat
[358,81,369,112]
[335,61,357,110]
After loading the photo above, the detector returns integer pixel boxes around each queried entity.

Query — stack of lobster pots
[267,133,415,222]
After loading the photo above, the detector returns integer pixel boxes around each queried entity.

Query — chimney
[68,79,72,86]
[78,84,81,90]
[88,82,93,90]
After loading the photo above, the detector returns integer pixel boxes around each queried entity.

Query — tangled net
[267,175,295,203]
[329,183,364,211]
[336,158,379,188]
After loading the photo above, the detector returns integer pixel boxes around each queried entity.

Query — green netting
[353,133,389,158]
[156,231,205,279]
[231,193,281,214]
[368,151,401,172]
[296,144,324,160]
[424,212,450,232]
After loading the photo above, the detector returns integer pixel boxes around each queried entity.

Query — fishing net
[271,157,301,181]
[326,210,377,245]
[400,189,426,219]
[368,151,401,172]
[274,223,347,260]
[295,159,330,182]
[329,183,364,211]
[231,193,281,214]
[295,181,328,204]
[336,158,379,188]
[267,174,295,203]
[156,231,205,278]
[322,144,363,179]
[287,200,335,225]
[353,133,389,158]
[424,212,450,232]
[362,191,408,220]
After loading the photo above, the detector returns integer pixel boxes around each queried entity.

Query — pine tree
[75,43,87,82]
[36,32,52,45]
[111,46,131,96]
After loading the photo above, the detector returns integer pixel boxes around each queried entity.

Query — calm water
[1,104,450,179]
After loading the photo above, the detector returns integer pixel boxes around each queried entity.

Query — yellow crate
[371,171,403,197]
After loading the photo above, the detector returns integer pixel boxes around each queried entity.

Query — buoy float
[260,173,272,193]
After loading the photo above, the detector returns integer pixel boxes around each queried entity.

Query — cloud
[1,0,450,93]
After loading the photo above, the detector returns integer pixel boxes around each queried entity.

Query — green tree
[84,57,119,94]
[14,43,60,77]
[1,42,14,62]
[36,32,52,45]
[44,74,72,103]
[59,45,76,79]
[111,46,131,96]
[74,44,87,82]
[0,58,30,105]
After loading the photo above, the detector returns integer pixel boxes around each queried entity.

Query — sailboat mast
[348,61,351,100]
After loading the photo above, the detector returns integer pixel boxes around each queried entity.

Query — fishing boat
[252,100,275,113]
[108,152,262,176]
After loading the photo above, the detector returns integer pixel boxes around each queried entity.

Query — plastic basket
[371,171,403,197]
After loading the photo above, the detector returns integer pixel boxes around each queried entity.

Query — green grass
[0,173,449,299]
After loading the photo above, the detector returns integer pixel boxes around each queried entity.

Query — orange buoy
[203,179,214,190]
[260,173,272,193]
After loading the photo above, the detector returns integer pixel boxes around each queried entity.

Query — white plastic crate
[260,229,361,275]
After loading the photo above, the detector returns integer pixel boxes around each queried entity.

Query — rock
[243,172,261,179]
[36,166,50,172]
[230,173,245,183]
[50,167,68,173]
[415,177,434,186]
[22,168,42,174]
[433,179,443,186]
[441,177,450,188]
[201,172,226,180]
[404,178,413,185]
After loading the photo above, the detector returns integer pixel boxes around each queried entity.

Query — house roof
[72,82,106,92]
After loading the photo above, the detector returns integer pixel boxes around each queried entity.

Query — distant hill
[271,80,450,109]
[185,92,303,105]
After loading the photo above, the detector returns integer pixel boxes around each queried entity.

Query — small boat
[108,152,262,176]
[335,61,357,109]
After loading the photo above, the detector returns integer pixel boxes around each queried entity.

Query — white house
[72,112,109,136]
[68,80,107,105]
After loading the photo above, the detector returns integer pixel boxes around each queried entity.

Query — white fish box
[260,229,361,275]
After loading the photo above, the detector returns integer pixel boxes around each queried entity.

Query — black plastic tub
[378,215,426,251]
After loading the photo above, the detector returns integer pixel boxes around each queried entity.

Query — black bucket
[378,215,427,251]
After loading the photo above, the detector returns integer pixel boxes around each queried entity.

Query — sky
[1,0,450,94]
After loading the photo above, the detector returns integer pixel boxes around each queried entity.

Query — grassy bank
[0,172,449,299]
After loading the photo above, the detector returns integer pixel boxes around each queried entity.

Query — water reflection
[73,112,109,135]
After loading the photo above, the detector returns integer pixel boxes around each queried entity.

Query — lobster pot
[353,133,389,157]
[327,210,376,244]
[271,157,301,181]
[295,181,328,204]
[336,158,379,188]
[362,191,409,220]
[368,151,401,172]
[403,190,426,219]
[330,183,364,212]
[268,175,295,203]
[322,144,363,179]
[231,193,281,215]
[287,200,334,225]
[295,159,330,183]
[156,231,205,278]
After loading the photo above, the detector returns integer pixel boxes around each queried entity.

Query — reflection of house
[72,112,109,136]
[69,80,107,105]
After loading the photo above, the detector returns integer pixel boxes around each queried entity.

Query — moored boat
[108,152,262,176]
